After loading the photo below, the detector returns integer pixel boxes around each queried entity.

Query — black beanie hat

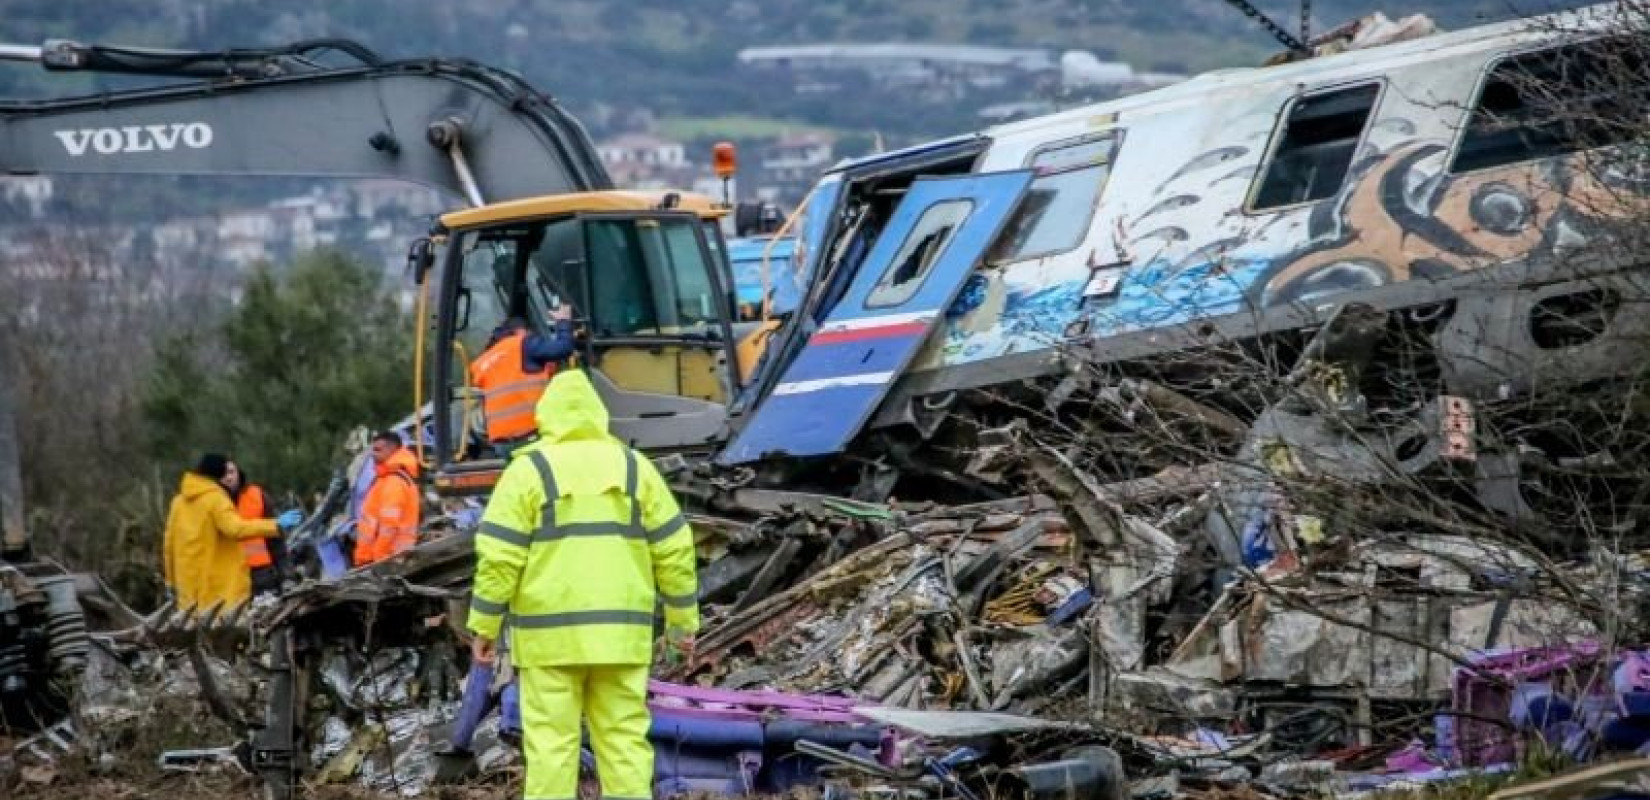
[195,453,230,482]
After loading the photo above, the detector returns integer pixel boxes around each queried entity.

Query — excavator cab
[427,191,749,493]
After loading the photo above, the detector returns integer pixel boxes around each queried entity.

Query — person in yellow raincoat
[468,370,699,800]
[162,453,301,611]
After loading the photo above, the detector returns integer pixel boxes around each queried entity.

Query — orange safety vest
[467,329,554,443]
[355,448,422,566]
[237,485,274,569]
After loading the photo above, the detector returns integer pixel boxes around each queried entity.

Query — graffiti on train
[930,120,1644,371]
[1093,138,1636,340]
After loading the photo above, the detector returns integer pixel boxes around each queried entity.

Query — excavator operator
[468,251,579,450]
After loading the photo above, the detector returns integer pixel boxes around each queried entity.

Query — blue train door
[719,170,1033,464]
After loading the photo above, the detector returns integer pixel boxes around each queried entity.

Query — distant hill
[0,0,1598,143]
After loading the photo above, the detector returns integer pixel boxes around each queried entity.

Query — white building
[761,133,836,184]
[597,133,689,170]
[739,43,1058,92]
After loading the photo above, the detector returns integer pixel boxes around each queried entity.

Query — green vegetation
[141,249,413,495]
[1,242,409,604]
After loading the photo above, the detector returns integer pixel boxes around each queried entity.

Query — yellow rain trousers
[467,369,700,799]
[519,664,652,800]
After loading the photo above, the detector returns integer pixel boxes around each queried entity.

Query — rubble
[12,437,1650,800]
[9,299,1650,800]
[7,420,1650,800]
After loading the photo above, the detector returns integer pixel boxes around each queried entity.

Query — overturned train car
[720,2,1650,526]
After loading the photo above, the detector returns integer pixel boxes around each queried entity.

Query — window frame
[1244,78,1386,215]
[1446,36,1627,175]
[576,210,731,339]
[986,130,1123,266]
[863,198,976,310]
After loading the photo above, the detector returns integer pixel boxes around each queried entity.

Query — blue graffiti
[1086,255,1271,338]
[937,249,1279,367]
[947,273,990,318]
[1002,282,1083,338]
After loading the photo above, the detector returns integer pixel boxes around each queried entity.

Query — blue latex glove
[276,509,304,531]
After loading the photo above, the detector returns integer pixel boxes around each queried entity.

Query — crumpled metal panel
[358,706,439,797]
[1240,599,1370,687]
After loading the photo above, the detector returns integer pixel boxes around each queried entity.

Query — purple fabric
[495,680,894,797]
[655,748,753,780]
[1616,652,1650,696]
[650,710,765,750]
[649,681,863,713]
[1450,641,1603,765]
[1445,644,1650,766]
[1385,741,1435,773]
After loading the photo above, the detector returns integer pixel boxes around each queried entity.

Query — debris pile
[9,304,1650,800]
[653,423,1650,797]
[12,430,1650,800]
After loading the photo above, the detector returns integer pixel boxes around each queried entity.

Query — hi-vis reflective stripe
[527,450,559,532]
[511,609,653,628]
[483,399,538,423]
[524,448,651,543]
[471,595,509,615]
[479,521,531,548]
[646,513,687,543]
[543,521,644,541]
[661,591,696,608]
[773,371,895,396]
[483,377,549,397]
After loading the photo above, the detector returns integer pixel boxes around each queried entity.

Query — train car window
[1252,83,1380,210]
[1452,40,1643,173]
[986,133,1118,264]
[866,199,974,309]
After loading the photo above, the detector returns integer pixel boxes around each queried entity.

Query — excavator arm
[0,37,617,557]
[0,38,611,203]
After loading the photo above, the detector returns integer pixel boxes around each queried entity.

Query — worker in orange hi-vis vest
[224,460,282,597]
[468,303,577,447]
[354,431,422,566]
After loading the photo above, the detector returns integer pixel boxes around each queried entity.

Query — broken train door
[718,170,1034,464]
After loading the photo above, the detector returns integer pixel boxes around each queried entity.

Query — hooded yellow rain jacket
[467,369,699,666]
[163,471,279,611]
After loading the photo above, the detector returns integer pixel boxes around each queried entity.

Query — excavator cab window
[524,220,585,338]
[574,212,740,407]
[452,235,513,352]
[434,210,741,485]
[444,224,574,465]
[583,216,721,336]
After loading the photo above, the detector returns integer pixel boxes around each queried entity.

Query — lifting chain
[1220,0,1311,55]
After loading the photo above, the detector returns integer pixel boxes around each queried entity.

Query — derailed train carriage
[715,2,1650,535]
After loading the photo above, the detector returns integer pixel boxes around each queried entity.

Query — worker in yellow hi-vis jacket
[467,368,699,800]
